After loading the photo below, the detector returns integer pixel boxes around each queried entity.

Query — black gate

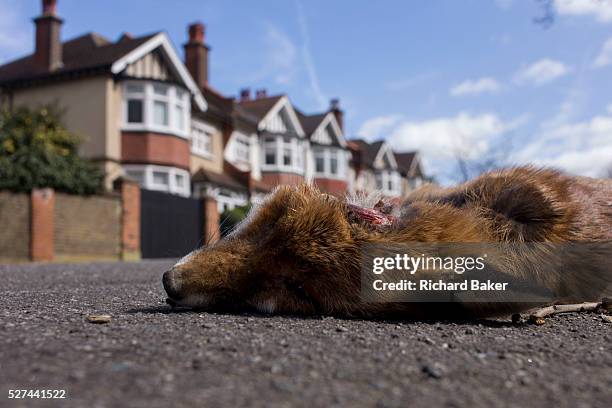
[140,190,204,259]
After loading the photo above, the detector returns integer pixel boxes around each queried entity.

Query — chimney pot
[329,98,344,132]
[255,89,267,99]
[188,22,205,43]
[240,88,251,102]
[42,0,57,15]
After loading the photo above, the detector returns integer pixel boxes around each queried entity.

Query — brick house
[349,140,426,197]
[0,0,428,210]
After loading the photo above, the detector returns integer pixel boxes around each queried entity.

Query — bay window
[123,80,190,137]
[313,147,346,179]
[261,136,304,173]
[376,170,401,197]
[123,165,191,197]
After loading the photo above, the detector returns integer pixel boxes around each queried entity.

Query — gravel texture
[0,261,610,408]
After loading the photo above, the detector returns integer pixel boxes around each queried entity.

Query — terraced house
[0,0,427,214]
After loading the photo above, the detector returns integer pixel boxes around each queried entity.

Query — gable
[312,123,333,145]
[310,113,346,147]
[124,49,179,82]
[373,143,398,170]
[259,96,305,137]
[111,33,207,111]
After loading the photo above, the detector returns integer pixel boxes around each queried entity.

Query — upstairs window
[123,81,191,137]
[152,85,169,127]
[191,122,213,158]
[126,84,144,124]
[261,136,304,174]
[234,133,250,162]
[313,147,345,179]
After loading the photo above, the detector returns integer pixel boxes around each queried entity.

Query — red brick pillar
[30,188,55,261]
[118,178,141,260]
[204,197,220,244]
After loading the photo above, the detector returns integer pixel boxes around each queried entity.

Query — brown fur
[163,167,612,319]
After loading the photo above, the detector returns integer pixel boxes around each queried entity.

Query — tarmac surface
[0,261,610,408]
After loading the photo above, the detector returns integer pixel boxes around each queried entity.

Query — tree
[0,105,103,194]
[220,204,252,237]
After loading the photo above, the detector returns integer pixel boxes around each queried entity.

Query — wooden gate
[140,190,204,259]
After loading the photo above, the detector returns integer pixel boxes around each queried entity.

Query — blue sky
[1,0,612,182]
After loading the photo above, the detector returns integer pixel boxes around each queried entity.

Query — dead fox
[163,167,612,319]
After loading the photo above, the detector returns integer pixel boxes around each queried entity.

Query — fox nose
[163,269,181,300]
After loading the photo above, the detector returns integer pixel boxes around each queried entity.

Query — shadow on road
[125,305,517,327]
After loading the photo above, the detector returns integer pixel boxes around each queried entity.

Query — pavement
[0,261,610,408]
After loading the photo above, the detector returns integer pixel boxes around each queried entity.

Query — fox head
[163,184,393,315]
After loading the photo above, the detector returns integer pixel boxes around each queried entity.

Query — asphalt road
[0,261,610,408]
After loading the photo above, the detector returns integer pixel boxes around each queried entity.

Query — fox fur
[163,167,612,319]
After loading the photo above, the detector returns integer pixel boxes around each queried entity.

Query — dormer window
[123,80,190,137]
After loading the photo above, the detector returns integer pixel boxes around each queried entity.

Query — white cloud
[517,112,612,177]
[593,37,612,67]
[554,0,612,23]
[357,115,404,141]
[357,113,520,181]
[514,59,571,86]
[450,77,501,96]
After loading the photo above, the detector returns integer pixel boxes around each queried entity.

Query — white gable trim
[374,142,398,169]
[258,96,305,137]
[311,113,346,147]
[111,33,207,112]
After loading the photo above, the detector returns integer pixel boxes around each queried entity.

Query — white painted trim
[258,95,305,137]
[122,80,191,138]
[310,113,346,147]
[111,33,207,112]
[123,164,191,197]
[373,142,398,169]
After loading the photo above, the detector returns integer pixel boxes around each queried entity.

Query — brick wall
[54,193,121,261]
[0,192,30,262]
[313,178,348,196]
[122,131,191,170]
[260,172,305,189]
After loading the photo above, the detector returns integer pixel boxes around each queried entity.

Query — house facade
[0,0,428,215]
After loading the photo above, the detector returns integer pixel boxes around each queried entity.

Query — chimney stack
[239,88,251,102]
[34,0,63,72]
[330,98,344,132]
[255,89,267,99]
[184,22,209,89]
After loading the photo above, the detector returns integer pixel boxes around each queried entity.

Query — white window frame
[260,135,305,174]
[376,169,402,197]
[191,120,214,159]
[233,133,250,163]
[122,80,191,138]
[312,147,346,180]
[123,164,191,197]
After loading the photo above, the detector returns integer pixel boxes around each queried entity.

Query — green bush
[220,204,252,237]
[0,105,103,195]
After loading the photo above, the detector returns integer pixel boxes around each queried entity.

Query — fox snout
[162,269,182,303]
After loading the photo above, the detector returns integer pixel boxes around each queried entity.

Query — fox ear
[347,204,396,227]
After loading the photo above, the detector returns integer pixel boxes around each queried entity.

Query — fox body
[163,167,612,319]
